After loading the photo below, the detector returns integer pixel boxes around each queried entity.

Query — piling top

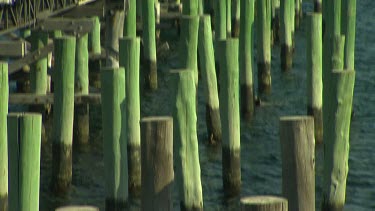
[240,195,288,205]
[141,116,173,122]
[55,205,99,211]
[279,116,314,122]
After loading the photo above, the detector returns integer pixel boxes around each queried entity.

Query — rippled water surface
[14,1,374,210]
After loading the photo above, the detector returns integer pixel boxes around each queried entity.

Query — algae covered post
[51,36,76,194]
[218,39,241,197]
[101,67,128,210]
[0,62,8,210]
[280,0,293,71]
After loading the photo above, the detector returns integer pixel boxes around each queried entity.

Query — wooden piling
[314,0,322,13]
[101,67,128,210]
[142,0,157,90]
[179,15,199,86]
[256,0,272,93]
[74,33,89,147]
[218,39,241,197]
[51,36,76,194]
[30,30,48,94]
[8,113,42,211]
[0,62,8,211]
[240,196,288,211]
[271,0,280,45]
[55,205,99,211]
[124,0,137,37]
[89,16,101,55]
[280,116,315,211]
[322,70,355,211]
[198,15,222,145]
[119,37,141,196]
[105,8,124,68]
[141,117,174,211]
[214,0,227,41]
[182,0,198,15]
[226,0,232,37]
[342,0,356,70]
[280,0,293,71]
[306,13,323,144]
[171,69,203,211]
[239,0,255,120]
[232,0,240,37]
[294,0,301,29]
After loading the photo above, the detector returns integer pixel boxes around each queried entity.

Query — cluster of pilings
[0,0,357,210]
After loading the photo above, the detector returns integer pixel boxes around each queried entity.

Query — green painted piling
[141,117,174,211]
[232,0,240,37]
[0,62,8,211]
[226,0,232,37]
[280,0,293,71]
[342,0,356,70]
[172,69,203,211]
[74,33,89,147]
[51,36,76,194]
[105,10,125,68]
[142,0,157,90]
[101,67,128,210]
[182,0,198,15]
[322,70,355,211]
[256,0,272,93]
[198,0,204,14]
[290,0,295,36]
[8,113,42,211]
[239,0,255,120]
[294,0,301,29]
[179,15,199,86]
[198,15,222,145]
[271,0,280,45]
[314,0,322,13]
[218,39,241,197]
[280,116,315,211]
[240,196,288,210]
[137,0,142,21]
[119,37,141,196]
[89,16,101,55]
[332,35,346,71]
[306,13,323,144]
[124,0,137,37]
[30,30,48,94]
[214,0,227,40]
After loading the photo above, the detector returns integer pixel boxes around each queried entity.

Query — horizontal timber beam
[0,41,28,57]
[37,18,94,34]
[9,93,101,105]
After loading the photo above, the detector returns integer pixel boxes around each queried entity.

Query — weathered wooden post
[141,116,174,211]
[322,70,355,211]
[306,13,323,143]
[30,30,49,94]
[180,15,199,86]
[240,196,288,211]
[51,36,76,194]
[142,0,157,90]
[89,16,101,54]
[271,0,280,45]
[0,62,8,211]
[314,0,322,12]
[101,67,128,210]
[105,1,125,68]
[256,0,272,93]
[280,0,293,71]
[342,0,356,70]
[171,69,203,211]
[239,0,255,120]
[214,0,227,41]
[198,15,222,145]
[280,116,315,211]
[218,39,241,197]
[74,33,90,147]
[119,37,141,196]
[182,0,198,15]
[124,0,137,37]
[8,113,42,211]
[232,0,240,37]
[88,17,102,89]
[55,205,99,211]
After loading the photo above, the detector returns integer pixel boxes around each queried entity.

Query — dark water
[9,0,373,210]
